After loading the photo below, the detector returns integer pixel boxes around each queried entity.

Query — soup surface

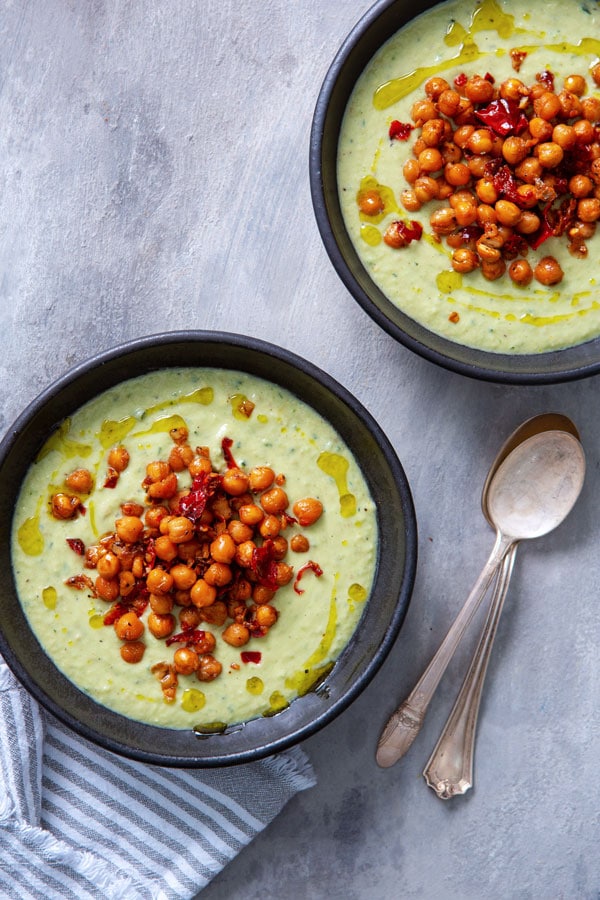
[338,0,600,353]
[11,368,377,730]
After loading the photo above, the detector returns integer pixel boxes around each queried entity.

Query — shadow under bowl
[0,331,417,767]
[309,0,600,384]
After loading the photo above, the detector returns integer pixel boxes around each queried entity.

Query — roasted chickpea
[467,129,493,155]
[569,175,594,199]
[430,206,456,234]
[535,142,564,169]
[508,258,533,286]
[495,200,522,228]
[465,75,495,104]
[147,473,178,500]
[247,466,274,492]
[146,567,174,594]
[190,578,217,608]
[582,97,600,122]
[149,593,174,614]
[573,118,595,144]
[222,467,250,496]
[424,76,450,100]
[534,256,564,285]
[51,492,81,520]
[515,157,543,184]
[168,444,194,471]
[499,77,528,102]
[577,198,600,223]
[145,506,169,530]
[95,575,120,602]
[292,497,323,527]
[290,534,310,553]
[115,516,144,544]
[173,647,199,676]
[403,158,420,184]
[222,623,250,647]
[235,540,256,568]
[515,211,541,235]
[146,460,170,483]
[437,89,462,117]
[410,98,437,124]
[453,125,475,148]
[481,258,507,281]
[108,446,130,472]
[563,74,586,96]
[179,606,202,630]
[274,562,294,587]
[199,600,228,627]
[401,189,422,212]
[188,455,212,478]
[114,611,144,641]
[552,124,576,150]
[120,641,145,664]
[591,62,600,87]
[259,514,282,539]
[357,188,384,216]
[477,204,498,227]
[253,605,278,629]
[204,562,232,587]
[210,532,237,564]
[196,654,223,682]
[227,518,255,543]
[417,147,444,173]
[451,247,479,274]
[413,176,439,203]
[557,90,581,119]
[252,585,276,605]
[97,551,121,579]
[65,468,93,493]
[533,91,561,120]
[502,136,529,166]
[444,162,471,187]
[528,117,554,141]
[147,612,175,639]
[476,177,498,205]
[119,570,136,597]
[260,486,289,515]
[421,118,446,146]
[154,535,178,562]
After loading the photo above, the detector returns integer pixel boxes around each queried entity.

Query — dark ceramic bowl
[0,332,417,767]
[310,0,600,384]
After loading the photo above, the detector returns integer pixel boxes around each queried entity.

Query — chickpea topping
[451,247,479,274]
[534,256,564,285]
[114,611,144,641]
[61,422,330,706]
[508,258,533,286]
[357,188,384,216]
[222,623,250,647]
[65,468,93,494]
[108,446,130,472]
[51,493,81,520]
[120,641,145,664]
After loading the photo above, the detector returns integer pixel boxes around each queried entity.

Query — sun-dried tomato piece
[66,538,85,556]
[250,540,279,591]
[389,120,414,141]
[475,98,528,137]
[293,560,324,595]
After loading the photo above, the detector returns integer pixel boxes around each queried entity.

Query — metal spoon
[376,428,585,769]
[423,414,580,799]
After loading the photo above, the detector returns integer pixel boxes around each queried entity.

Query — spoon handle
[422,547,517,799]
[376,534,512,768]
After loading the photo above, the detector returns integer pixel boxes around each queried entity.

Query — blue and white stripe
[0,656,315,899]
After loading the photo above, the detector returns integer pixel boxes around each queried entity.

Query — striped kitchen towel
[0,655,316,899]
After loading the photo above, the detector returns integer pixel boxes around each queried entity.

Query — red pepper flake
[454,72,467,89]
[389,119,413,141]
[103,603,128,626]
[509,49,527,72]
[486,161,522,205]
[448,312,460,323]
[250,540,280,590]
[221,436,238,469]
[66,537,85,556]
[166,629,206,646]
[529,198,577,250]
[536,69,555,92]
[65,574,94,592]
[293,560,323,595]
[177,471,221,522]
[241,651,262,664]
[103,467,119,489]
[475,98,528,137]
[484,72,495,83]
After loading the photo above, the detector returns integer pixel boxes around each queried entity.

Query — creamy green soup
[338,0,600,353]
[11,368,377,730]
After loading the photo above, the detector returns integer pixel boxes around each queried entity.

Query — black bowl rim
[0,330,417,767]
[309,0,600,385]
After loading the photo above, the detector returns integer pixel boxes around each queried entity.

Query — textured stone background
[1,2,598,898]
